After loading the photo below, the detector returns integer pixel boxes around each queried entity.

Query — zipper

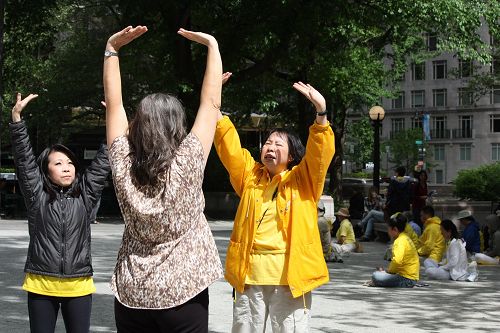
[59,188,66,275]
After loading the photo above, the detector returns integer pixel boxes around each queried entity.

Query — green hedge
[453,162,500,201]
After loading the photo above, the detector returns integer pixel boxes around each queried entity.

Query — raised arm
[9,93,43,207]
[178,29,222,162]
[103,25,148,146]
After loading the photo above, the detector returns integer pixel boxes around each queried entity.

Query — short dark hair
[395,166,406,177]
[421,205,435,217]
[440,219,459,239]
[265,129,305,169]
[388,212,407,232]
[37,144,81,202]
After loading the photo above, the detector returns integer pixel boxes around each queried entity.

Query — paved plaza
[1,218,499,332]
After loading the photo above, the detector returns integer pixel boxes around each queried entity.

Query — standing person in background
[103,26,223,332]
[214,81,334,332]
[385,166,413,217]
[418,205,446,270]
[10,93,110,333]
[412,169,428,229]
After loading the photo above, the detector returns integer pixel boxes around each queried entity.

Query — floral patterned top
[109,133,223,309]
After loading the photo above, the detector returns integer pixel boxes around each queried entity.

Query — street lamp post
[369,106,385,193]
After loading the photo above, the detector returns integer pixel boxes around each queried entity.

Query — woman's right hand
[177,28,218,48]
[106,25,148,53]
[12,93,38,122]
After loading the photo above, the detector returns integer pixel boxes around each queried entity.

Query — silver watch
[104,50,118,57]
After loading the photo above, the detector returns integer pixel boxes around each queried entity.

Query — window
[492,56,500,76]
[432,89,447,107]
[412,117,423,129]
[458,88,473,106]
[411,90,425,108]
[458,115,473,138]
[392,92,405,109]
[426,33,438,51]
[492,144,500,161]
[491,86,500,104]
[459,59,473,78]
[432,116,448,139]
[434,145,445,161]
[391,118,405,133]
[459,143,471,161]
[435,170,444,184]
[490,115,500,132]
[433,60,447,79]
[411,62,426,80]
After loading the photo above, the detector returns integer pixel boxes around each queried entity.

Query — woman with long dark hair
[103,26,223,332]
[425,219,477,281]
[10,93,110,333]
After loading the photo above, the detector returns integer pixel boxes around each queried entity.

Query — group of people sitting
[317,167,500,288]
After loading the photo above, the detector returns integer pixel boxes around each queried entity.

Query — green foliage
[345,117,373,170]
[384,128,429,172]
[454,163,500,201]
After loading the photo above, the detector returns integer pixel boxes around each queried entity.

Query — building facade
[379,30,500,185]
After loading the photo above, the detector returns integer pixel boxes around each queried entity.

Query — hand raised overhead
[292,82,326,113]
[177,28,218,48]
[12,93,38,122]
[106,25,148,52]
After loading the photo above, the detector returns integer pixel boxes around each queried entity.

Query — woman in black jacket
[10,93,110,333]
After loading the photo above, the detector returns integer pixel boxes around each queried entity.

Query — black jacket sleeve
[9,120,43,210]
[82,143,110,211]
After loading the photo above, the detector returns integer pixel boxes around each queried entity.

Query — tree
[344,116,373,171]
[384,128,431,173]
[454,163,500,202]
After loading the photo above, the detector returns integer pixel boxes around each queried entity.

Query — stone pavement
[1,218,499,333]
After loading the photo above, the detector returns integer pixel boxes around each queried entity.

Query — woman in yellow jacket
[418,205,446,268]
[214,81,334,332]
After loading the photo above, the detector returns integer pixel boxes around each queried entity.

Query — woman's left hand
[292,82,326,112]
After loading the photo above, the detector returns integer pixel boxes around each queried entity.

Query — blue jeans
[371,271,417,288]
[360,210,384,238]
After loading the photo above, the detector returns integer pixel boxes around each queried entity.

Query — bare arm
[178,29,222,162]
[103,26,148,147]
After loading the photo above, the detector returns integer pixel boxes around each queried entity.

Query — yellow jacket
[214,116,335,298]
[404,223,420,248]
[388,232,419,280]
[418,216,445,262]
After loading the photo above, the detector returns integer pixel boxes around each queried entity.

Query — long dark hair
[441,219,459,240]
[265,129,305,169]
[37,144,81,202]
[128,93,187,186]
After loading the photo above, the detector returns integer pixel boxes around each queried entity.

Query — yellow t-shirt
[245,178,288,285]
[23,273,96,297]
[336,219,355,245]
[387,232,420,280]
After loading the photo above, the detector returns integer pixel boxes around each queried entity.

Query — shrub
[454,162,500,201]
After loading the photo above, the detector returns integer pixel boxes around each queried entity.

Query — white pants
[424,260,451,280]
[474,253,500,265]
[331,242,356,260]
[232,285,311,333]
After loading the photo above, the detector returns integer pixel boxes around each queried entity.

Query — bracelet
[104,50,119,57]
[316,110,328,116]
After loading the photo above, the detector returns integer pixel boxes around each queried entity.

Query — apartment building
[379,31,500,184]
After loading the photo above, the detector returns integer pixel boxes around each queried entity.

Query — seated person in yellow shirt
[418,205,445,270]
[331,208,356,263]
[371,212,420,287]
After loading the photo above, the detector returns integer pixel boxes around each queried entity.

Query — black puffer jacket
[10,120,110,278]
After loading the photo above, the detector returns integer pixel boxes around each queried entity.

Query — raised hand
[222,72,232,85]
[177,28,217,48]
[12,93,38,122]
[106,25,148,52]
[292,82,326,112]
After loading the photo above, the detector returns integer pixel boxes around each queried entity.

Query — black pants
[114,288,209,333]
[27,292,92,333]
